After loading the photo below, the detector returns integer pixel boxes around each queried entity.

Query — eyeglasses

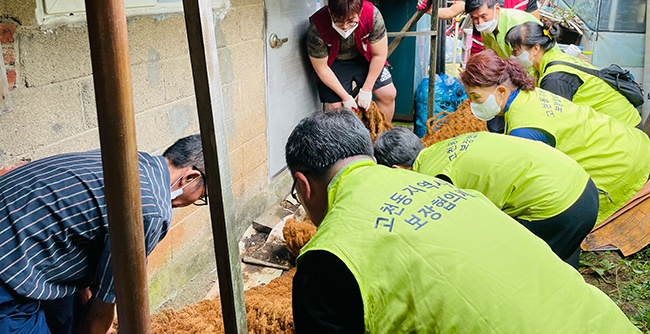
[192,166,208,207]
[332,19,359,28]
[290,179,301,205]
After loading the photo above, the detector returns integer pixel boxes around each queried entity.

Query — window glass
[559,0,646,33]
[597,0,646,33]
[570,0,598,31]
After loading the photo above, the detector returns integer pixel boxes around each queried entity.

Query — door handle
[269,33,289,48]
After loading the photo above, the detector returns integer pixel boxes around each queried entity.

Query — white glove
[416,0,430,11]
[342,96,358,110]
[356,89,373,110]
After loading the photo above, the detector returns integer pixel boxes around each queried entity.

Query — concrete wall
[0,0,286,311]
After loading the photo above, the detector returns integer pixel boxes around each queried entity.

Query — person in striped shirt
[0,134,208,334]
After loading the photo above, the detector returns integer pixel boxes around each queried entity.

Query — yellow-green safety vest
[413,131,590,221]
[505,89,650,224]
[481,8,539,59]
[539,47,641,127]
[299,159,639,333]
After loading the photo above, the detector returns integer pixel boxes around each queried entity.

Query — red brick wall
[1,19,17,91]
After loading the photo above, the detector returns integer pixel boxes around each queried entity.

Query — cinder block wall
[0,0,285,311]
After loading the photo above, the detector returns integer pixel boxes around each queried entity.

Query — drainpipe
[85,0,151,333]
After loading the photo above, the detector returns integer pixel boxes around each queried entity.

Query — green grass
[579,248,650,333]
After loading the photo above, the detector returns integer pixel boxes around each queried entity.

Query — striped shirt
[0,150,172,303]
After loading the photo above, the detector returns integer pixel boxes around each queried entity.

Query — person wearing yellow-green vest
[286,109,639,333]
[505,21,642,128]
[373,128,598,267]
[465,0,540,133]
[465,0,539,59]
[460,49,650,225]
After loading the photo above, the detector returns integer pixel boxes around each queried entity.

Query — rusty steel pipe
[85,0,151,333]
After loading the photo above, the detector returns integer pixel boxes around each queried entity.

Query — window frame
[36,0,186,26]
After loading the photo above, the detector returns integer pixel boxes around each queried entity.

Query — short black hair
[374,128,424,167]
[465,0,497,14]
[285,109,373,180]
[163,134,205,174]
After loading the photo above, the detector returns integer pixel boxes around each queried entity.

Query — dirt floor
[579,249,650,332]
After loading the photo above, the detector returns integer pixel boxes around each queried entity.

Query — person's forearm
[439,2,465,20]
[362,35,389,92]
[361,55,385,92]
[318,67,350,100]
[76,298,115,334]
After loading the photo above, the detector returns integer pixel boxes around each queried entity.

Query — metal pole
[182,0,248,332]
[452,17,459,76]
[642,0,650,128]
[428,0,440,118]
[84,0,150,333]
[595,0,602,41]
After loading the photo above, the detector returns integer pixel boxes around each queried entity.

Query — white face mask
[170,174,199,200]
[512,50,533,69]
[475,8,498,33]
[470,88,502,121]
[332,21,358,39]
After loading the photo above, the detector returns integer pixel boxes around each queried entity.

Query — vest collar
[329,158,375,191]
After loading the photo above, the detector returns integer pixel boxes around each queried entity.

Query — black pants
[515,178,599,268]
[316,55,393,103]
[42,294,83,334]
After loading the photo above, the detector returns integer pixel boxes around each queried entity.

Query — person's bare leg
[373,83,396,121]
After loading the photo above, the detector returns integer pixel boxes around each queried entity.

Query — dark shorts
[317,56,393,103]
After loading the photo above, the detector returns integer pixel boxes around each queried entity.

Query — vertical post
[435,0,446,75]
[84,0,150,333]
[182,0,248,333]
[643,0,650,128]
[452,17,459,76]
[594,0,602,41]
[427,0,440,118]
